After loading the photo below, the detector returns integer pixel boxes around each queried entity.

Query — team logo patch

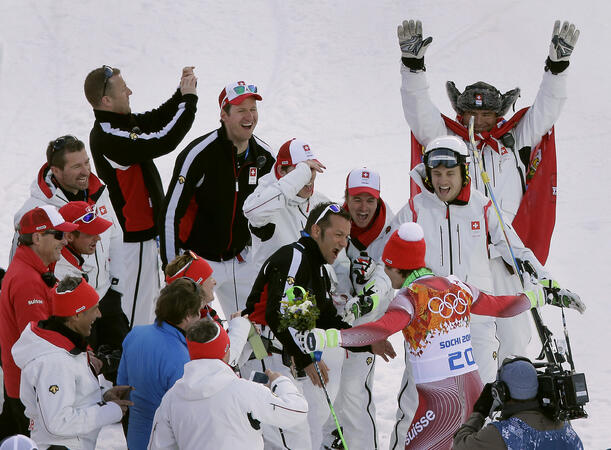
[475,93,483,107]
[362,171,369,179]
[178,176,186,184]
[471,221,480,231]
[99,206,107,215]
[366,356,373,365]
[129,131,138,140]
[49,385,59,394]
[286,276,295,286]
[303,144,310,151]
[237,81,246,86]
[492,351,498,360]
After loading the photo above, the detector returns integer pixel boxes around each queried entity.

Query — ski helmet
[423,135,470,187]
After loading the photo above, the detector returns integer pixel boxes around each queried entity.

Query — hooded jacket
[12,322,122,450]
[243,162,329,273]
[12,163,124,298]
[391,164,548,293]
[148,358,308,450]
[0,245,54,398]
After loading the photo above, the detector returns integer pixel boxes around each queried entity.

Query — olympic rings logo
[428,292,469,318]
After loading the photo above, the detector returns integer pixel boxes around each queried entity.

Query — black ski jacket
[89,89,197,242]
[244,235,367,371]
[160,123,274,265]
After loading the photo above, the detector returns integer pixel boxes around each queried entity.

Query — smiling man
[391,135,555,384]
[0,205,76,438]
[243,202,389,449]
[161,81,274,319]
[12,276,132,449]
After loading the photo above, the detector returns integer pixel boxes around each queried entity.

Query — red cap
[19,205,78,235]
[52,278,99,317]
[165,251,213,285]
[59,202,112,235]
[273,138,319,178]
[346,168,380,199]
[187,322,230,360]
[382,223,426,270]
[218,81,262,109]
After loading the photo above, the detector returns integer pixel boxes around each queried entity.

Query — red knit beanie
[382,222,426,270]
[53,278,99,317]
[187,322,230,360]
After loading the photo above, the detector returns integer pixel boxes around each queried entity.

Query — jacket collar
[297,234,326,267]
[34,317,89,355]
[36,163,104,201]
[61,246,85,270]
[14,245,54,275]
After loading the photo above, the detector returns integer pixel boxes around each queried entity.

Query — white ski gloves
[548,20,579,63]
[290,327,341,353]
[524,279,585,314]
[397,19,432,60]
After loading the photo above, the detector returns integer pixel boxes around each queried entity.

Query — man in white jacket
[392,136,550,383]
[324,168,398,450]
[148,318,308,450]
[12,135,126,321]
[243,137,328,275]
[12,276,132,450]
[57,201,130,381]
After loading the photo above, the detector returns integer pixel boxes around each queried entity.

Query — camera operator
[453,358,583,449]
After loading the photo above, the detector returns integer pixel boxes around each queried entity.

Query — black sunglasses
[101,65,114,97]
[43,230,65,240]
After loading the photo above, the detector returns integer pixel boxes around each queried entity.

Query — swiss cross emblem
[99,206,107,215]
[237,81,245,86]
[471,221,480,231]
[362,171,369,179]
[475,93,483,107]
[249,168,257,177]
[303,145,310,151]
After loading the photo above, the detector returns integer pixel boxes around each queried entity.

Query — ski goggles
[313,203,342,225]
[101,65,114,97]
[424,148,463,169]
[43,230,65,240]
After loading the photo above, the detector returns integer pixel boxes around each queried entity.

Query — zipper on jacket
[457,223,461,265]
[446,204,453,275]
[439,225,444,268]
[227,149,255,253]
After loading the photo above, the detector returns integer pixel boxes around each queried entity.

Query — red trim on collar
[30,322,76,352]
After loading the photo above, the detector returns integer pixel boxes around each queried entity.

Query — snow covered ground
[0,1,609,448]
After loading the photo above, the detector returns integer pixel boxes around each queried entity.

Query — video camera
[536,361,589,421]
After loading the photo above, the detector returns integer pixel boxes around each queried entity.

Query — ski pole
[466,116,560,364]
[311,352,348,449]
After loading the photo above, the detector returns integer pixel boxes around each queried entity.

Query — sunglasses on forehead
[75,209,97,224]
[101,65,114,97]
[52,135,78,152]
[313,203,342,226]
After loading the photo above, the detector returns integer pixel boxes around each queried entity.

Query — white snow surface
[0,1,609,448]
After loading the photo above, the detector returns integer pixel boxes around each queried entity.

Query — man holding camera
[453,358,583,449]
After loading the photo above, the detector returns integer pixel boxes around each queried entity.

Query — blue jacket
[117,321,190,450]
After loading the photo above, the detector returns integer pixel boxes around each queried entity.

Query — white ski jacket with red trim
[400,67,567,220]
[391,165,548,293]
[12,323,122,450]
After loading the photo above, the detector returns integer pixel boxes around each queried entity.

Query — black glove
[516,258,538,280]
[472,383,494,416]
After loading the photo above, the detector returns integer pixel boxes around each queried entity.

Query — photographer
[453,358,583,449]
